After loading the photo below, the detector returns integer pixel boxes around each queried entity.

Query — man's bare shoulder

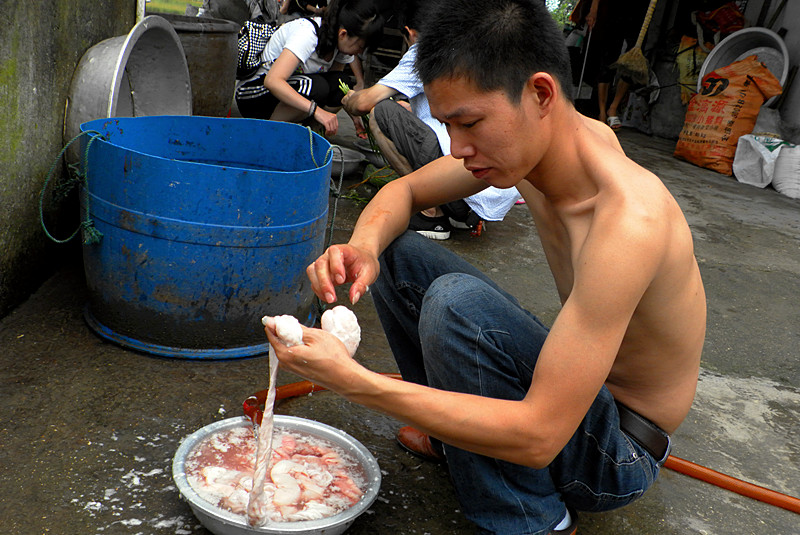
[581,114,625,155]
[575,119,670,209]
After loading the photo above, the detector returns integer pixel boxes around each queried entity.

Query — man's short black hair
[416,0,573,103]
[399,0,425,32]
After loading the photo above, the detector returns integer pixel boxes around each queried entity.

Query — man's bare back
[519,116,706,433]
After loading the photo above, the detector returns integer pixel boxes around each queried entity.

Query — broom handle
[634,0,659,49]
[577,28,593,94]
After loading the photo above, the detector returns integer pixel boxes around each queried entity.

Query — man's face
[427,76,543,188]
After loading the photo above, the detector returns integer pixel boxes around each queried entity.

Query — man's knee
[372,99,396,136]
[374,232,420,293]
[418,274,500,386]
[373,98,396,115]
[421,273,485,330]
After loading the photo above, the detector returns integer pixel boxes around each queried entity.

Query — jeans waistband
[615,401,672,465]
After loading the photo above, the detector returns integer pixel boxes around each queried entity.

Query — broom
[612,0,658,86]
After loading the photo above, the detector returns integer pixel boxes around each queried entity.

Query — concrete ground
[1,121,799,535]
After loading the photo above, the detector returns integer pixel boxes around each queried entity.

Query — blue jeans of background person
[372,231,662,535]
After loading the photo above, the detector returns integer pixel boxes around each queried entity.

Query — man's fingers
[263,321,281,347]
[350,281,369,305]
[308,259,336,304]
[327,246,348,284]
[313,245,345,284]
[308,246,347,303]
[307,245,374,304]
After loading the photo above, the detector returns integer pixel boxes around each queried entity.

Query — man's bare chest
[531,206,592,303]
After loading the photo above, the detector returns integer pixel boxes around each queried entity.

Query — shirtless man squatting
[263,0,707,533]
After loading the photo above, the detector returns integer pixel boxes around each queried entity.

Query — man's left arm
[517,214,666,461]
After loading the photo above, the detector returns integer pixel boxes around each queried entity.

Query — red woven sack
[696,2,745,35]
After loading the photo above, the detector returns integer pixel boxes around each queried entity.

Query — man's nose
[448,133,475,160]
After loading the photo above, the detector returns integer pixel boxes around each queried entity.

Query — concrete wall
[738,0,799,131]
[767,1,800,129]
[0,1,135,318]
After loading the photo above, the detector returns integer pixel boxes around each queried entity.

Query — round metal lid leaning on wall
[64,15,192,165]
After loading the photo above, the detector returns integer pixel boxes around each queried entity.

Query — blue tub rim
[80,116,334,173]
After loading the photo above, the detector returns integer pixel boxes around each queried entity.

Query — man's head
[399,0,424,33]
[398,0,425,46]
[416,0,573,104]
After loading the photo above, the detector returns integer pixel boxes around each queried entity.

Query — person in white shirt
[341,0,520,239]
[236,0,383,136]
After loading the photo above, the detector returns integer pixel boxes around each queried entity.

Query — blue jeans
[372,232,661,535]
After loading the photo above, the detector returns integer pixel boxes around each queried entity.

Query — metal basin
[64,15,192,162]
[330,146,365,178]
[698,27,789,106]
[172,416,381,535]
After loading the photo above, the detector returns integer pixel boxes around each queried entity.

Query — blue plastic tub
[79,116,332,359]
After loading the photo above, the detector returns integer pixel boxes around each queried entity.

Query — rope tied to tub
[39,130,106,245]
[306,126,346,319]
[304,126,346,252]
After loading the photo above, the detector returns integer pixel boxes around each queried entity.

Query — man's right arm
[309,155,485,304]
[350,155,484,255]
[341,83,400,116]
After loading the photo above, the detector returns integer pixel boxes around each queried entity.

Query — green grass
[146,0,204,15]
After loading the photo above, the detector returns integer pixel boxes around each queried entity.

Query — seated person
[341,0,519,239]
[236,0,382,136]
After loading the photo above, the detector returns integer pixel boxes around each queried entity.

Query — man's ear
[405,27,419,45]
[525,73,558,117]
[338,28,348,40]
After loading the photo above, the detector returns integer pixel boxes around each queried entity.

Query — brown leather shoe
[396,426,445,462]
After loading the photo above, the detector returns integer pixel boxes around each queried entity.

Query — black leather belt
[616,401,671,464]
